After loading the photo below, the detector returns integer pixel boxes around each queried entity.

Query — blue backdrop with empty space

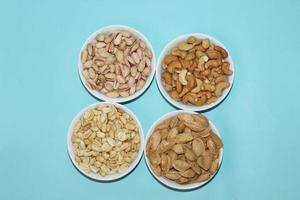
[0,0,300,199]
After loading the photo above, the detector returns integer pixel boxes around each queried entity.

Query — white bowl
[78,25,156,103]
[144,110,223,190]
[156,33,234,111]
[67,102,144,181]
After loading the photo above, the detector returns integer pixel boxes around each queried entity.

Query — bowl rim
[144,110,223,190]
[78,24,156,103]
[156,33,235,111]
[67,101,145,181]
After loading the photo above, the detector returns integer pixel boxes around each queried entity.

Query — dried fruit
[71,104,141,176]
[81,30,153,98]
[161,36,232,106]
[146,113,223,184]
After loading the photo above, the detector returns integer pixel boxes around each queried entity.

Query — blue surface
[0,0,300,199]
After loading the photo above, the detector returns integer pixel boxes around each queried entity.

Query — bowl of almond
[79,25,156,102]
[144,110,223,190]
[67,102,144,181]
[156,33,234,111]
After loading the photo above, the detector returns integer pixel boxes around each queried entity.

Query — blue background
[0,0,300,199]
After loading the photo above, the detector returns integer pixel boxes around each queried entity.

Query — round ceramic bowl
[67,102,144,181]
[78,25,156,103]
[144,110,223,190]
[156,33,234,111]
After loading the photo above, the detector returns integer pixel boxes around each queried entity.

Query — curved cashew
[176,79,183,93]
[178,69,188,85]
[170,90,181,101]
[206,97,218,104]
[215,81,230,97]
[182,93,206,106]
[171,48,187,58]
[205,59,222,69]
[197,55,209,70]
[215,75,228,83]
[206,50,222,60]
[163,55,178,65]
[179,86,190,97]
[221,62,233,75]
[161,71,172,85]
[186,74,196,89]
[191,79,203,93]
[178,42,194,51]
[167,61,182,73]
[214,45,228,58]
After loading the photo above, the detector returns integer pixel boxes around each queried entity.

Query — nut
[146,113,223,184]
[71,104,141,176]
[161,37,232,106]
[81,30,153,98]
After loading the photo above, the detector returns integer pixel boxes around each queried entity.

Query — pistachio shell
[197,150,212,170]
[150,131,161,151]
[161,154,171,173]
[148,152,161,166]
[177,113,194,123]
[190,162,202,175]
[167,150,177,162]
[176,176,189,184]
[179,169,196,178]
[172,160,191,172]
[158,139,175,153]
[150,164,161,176]
[165,170,181,180]
[192,138,205,156]
[184,146,197,161]
[211,132,224,149]
[207,138,216,153]
[167,128,178,139]
[209,158,219,174]
[184,122,206,132]
[195,172,210,183]
[175,133,193,143]
[172,144,184,154]
[192,114,209,127]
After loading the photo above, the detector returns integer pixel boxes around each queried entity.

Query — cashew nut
[198,55,209,70]
[206,50,222,60]
[178,69,188,85]
[170,90,181,101]
[205,59,222,69]
[171,48,187,58]
[161,71,172,85]
[191,79,203,93]
[215,75,228,83]
[186,74,196,89]
[182,93,206,106]
[176,79,183,93]
[179,86,190,97]
[178,42,194,51]
[167,61,182,73]
[206,97,218,104]
[163,55,178,65]
[214,46,228,58]
[221,62,233,75]
[215,81,230,97]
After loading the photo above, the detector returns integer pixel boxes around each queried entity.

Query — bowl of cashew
[156,33,234,111]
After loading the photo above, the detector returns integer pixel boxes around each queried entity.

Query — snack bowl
[144,110,223,190]
[67,102,144,181]
[156,33,234,111]
[79,25,156,103]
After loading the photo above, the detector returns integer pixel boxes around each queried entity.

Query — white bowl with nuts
[79,25,156,102]
[144,110,223,190]
[156,34,234,111]
[67,102,144,181]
